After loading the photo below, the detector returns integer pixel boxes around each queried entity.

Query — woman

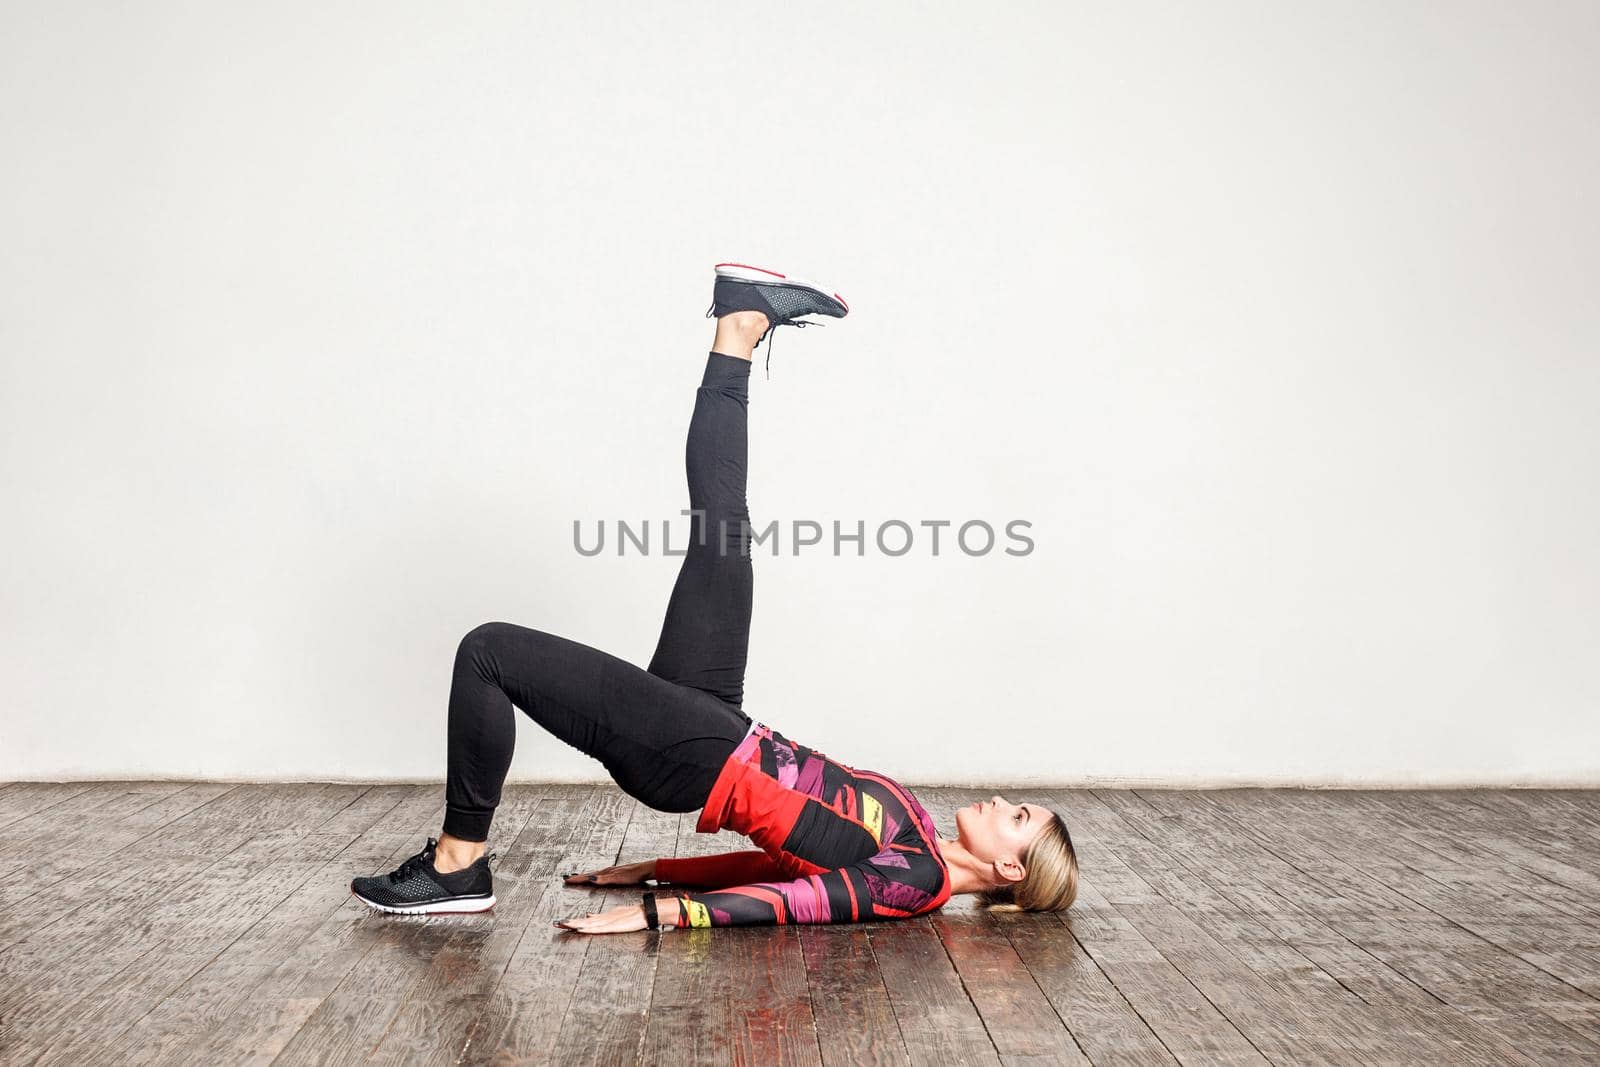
[351,263,1080,932]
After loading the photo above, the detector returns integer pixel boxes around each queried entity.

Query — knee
[457,621,515,661]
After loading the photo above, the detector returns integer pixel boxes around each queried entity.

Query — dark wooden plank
[0,784,346,1021]
[372,785,623,1065]
[0,783,238,951]
[1238,786,1600,1063]
[269,785,565,1065]
[1049,873,1265,1067]
[1466,791,1600,881]
[1356,790,1600,1009]
[795,924,915,1067]
[400,784,641,1067]
[115,784,416,1061]
[1012,911,1180,1067]
[1095,790,1366,1007]
[138,784,451,1065]
[0,782,101,829]
[1198,789,1600,1065]
[1063,790,1357,1065]
[22,785,370,1063]
[4,783,1596,1065]
[867,916,1005,1067]
[1320,791,1600,1040]
[0,782,171,860]
[1102,787,1442,1066]
[1111,789,1547,1066]
[1127,790,1440,1009]
[926,908,1092,1066]
[634,814,825,1067]
[548,798,682,1066]
[1041,789,1272,1067]
[5,783,364,1064]
[1140,790,1510,1025]
[1371,791,1600,922]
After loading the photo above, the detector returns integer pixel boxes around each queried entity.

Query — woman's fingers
[552,903,649,934]
[561,863,648,886]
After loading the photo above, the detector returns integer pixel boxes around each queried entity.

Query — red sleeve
[655,850,803,889]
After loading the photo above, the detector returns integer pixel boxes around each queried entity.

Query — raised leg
[645,314,768,707]
[438,313,771,873]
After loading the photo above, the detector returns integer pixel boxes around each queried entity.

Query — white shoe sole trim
[354,892,497,915]
[714,263,848,309]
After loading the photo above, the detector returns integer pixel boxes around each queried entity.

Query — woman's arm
[554,851,811,933]
[653,850,808,889]
[657,851,946,927]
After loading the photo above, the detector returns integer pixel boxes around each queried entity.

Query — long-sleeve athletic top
[649,719,952,927]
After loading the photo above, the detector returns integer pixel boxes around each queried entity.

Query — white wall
[3,1,1597,786]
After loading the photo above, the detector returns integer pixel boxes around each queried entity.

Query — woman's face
[954,795,1053,879]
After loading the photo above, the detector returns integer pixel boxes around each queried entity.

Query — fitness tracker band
[642,893,661,930]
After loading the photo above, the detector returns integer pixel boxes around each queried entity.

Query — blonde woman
[350,264,1079,931]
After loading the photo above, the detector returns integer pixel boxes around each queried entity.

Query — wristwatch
[642,893,662,930]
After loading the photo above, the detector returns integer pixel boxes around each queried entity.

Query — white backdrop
[3,1,1597,786]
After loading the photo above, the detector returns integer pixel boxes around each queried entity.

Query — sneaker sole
[715,262,849,314]
[351,889,497,915]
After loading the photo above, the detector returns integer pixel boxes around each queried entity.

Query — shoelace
[389,837,439,882]
[388,837,498,883]
[758,319,824,379]
[703,301,827,378]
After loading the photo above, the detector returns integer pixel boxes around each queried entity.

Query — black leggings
[443,352,757,841]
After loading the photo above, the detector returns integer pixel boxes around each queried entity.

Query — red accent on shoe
[716,262,848,312]
[714,262,787,278]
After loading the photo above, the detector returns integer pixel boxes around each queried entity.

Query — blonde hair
[975,806,1078,913]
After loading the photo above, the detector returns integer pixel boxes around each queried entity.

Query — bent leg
[646,352,756,707]
[445,620,750,841]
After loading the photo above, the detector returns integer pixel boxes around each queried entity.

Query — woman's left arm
[553,895,682,933]
[556,852,943,932]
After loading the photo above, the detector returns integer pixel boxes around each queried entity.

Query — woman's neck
[936,835,996,896]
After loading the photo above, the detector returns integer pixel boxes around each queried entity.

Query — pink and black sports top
[651,720,952,926]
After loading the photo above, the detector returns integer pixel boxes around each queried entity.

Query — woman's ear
[994,856,1027,884]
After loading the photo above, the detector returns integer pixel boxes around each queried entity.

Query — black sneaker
[351,837,497,915]
[707,262,850,372]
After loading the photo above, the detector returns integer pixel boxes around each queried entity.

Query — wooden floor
[1,784,1597,1066]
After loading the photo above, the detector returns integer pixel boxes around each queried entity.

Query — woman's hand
[553,902,652,934]
[562,859,657,887]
